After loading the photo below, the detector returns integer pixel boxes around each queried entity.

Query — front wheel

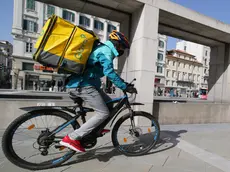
[112,111,160,156]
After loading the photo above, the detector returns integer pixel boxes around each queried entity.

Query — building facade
[0,41,13,89]
[12,0,120,90]
[176,40,210,90]
[154,34,167,96]
[165,49,203,97]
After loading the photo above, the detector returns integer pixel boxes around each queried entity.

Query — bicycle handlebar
[129,78,136,85]
[123,78,137,96]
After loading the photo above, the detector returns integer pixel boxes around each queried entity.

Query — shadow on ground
[60,129,187,167]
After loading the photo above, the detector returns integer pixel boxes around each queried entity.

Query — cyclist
[60,30,137,152]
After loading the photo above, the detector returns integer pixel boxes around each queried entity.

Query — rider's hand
[125,84,138,94]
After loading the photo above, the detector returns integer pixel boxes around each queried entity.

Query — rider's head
[109,30,130,57]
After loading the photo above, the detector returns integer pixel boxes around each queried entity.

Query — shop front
[20,64,67,91]
[154,77,165,96]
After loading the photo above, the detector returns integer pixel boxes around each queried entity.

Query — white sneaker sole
[60,141,85,153]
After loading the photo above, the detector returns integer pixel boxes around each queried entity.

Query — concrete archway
[36,0,230,113]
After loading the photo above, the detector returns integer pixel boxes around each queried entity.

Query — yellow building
[165,49,203,98]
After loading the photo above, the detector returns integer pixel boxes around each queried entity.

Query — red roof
[166,54,202,65]
[168,49,196,57]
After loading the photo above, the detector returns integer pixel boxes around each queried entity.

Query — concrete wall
[1,99,230,129]
[0,99,72,129]
[153,102,230,125]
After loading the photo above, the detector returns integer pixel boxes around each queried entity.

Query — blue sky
[168,0,230,50]
[0,0,13,42]
[1,0,230,49]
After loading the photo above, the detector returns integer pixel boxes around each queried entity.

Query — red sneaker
[60,135,85,152]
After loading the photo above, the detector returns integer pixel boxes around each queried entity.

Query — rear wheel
[2,110,79,170]
[112,111,160,156]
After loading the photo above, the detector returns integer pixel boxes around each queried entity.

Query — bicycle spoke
[5,112,76,169]
[114,113,160,156]
[29,119,40,135]
[14,132,37,140]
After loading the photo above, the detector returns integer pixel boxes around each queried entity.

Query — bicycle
[1,78,160,170]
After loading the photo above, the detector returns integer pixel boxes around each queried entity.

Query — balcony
[24,8,38,19]
[177,78,194,83]
[201,82,208,86]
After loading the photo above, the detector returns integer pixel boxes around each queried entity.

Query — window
[25,42,33,53]
[27,0,35,10]
[173,61,176,66]
[195,66,197,71]
[172,81,175,86]
[197,75,200,81]
[204,69,207,74]
[23,20,38,32]
[79,15,90,27]
[204,58,207,65]
[173,71,177,78]
[22,62,34,71]
[157,53,163,61]
[94,20,104,30]
[47,5,55,17]
[182,72,185,80]
[107,24,117,32]
[158,40,164,48]
[169,60,172,66]
[166,80,169,86]
[183,63,185,68]
[166,70,169,77]
[189,74,192,80]
[184,46,186,51]
[157,66,163,73]
[205,50,208,56]
[184,73,188,80]
[63,10,75,22]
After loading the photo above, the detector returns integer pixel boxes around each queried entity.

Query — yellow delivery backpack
[33,15,99,74]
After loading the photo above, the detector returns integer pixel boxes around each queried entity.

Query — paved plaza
[1,123,230,172]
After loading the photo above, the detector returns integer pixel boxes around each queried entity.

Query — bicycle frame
[20,78,143,140]
[48,92,131,137]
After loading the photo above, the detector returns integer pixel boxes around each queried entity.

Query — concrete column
[103,20,108,42]
[13,0,23,29]
[116,24,120,32]
[75,12,80,25]
[37,3,45,32]
[208,44,230,102]
[119,4,159,113]
[90,16,94,31]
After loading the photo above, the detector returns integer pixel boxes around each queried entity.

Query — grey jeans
[68,86,112,140]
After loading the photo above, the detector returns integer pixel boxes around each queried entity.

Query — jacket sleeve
[98,52,127,90]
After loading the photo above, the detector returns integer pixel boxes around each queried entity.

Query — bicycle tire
[2,109,80,170]
[111,111,160,156]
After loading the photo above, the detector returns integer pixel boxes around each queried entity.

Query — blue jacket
[66,40,127,90]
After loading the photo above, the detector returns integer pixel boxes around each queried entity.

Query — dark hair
[109,39,120,49]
